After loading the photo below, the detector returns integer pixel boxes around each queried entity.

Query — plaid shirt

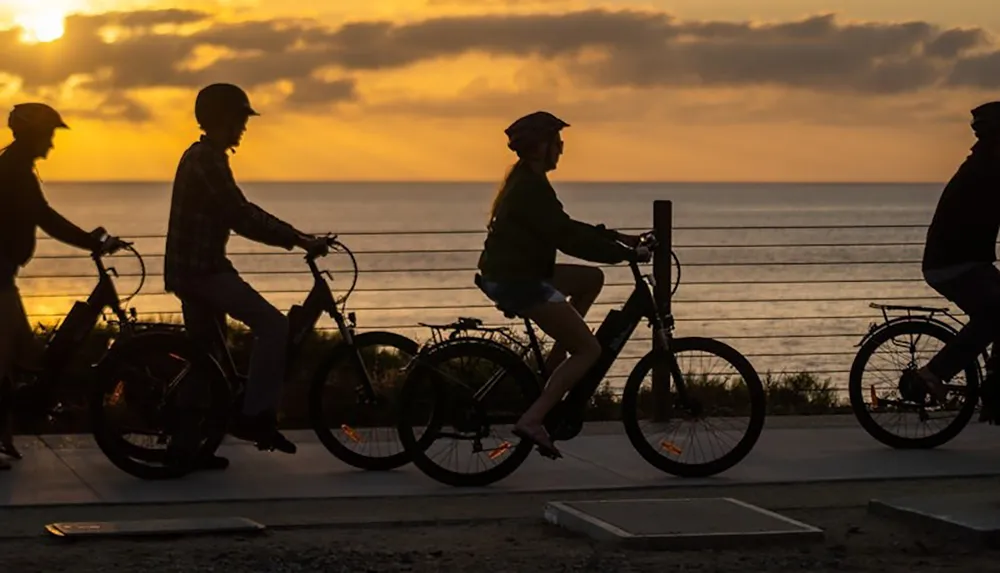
[163,136,300,292]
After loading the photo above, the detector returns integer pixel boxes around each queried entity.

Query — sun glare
[15,9,67,43]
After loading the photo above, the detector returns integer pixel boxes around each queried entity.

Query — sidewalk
[3,418,1000,508]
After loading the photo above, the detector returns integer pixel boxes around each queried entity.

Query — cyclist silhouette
[909,101,1000,416]
[0,103,125,470]
[163,84,329,468]
[475,111,649,457]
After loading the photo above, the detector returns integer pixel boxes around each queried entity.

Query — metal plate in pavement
[544,497,824,550]
[45,517,265,539]
[870,495,1000,548]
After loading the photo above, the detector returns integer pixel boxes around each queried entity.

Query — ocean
[21,180,951,396]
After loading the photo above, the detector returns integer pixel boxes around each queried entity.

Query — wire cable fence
[18,222,954,401]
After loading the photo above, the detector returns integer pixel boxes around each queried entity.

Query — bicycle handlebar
[303,233,360,306]
[90,239,146,308]
[625,230,681,296]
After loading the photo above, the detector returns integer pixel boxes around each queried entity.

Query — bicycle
[395,231,766,487]
[90,234,419,480]
[0,239,169,458]
[848,301,986,449]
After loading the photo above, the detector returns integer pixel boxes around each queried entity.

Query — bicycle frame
[195,238,378,405]
[16,248,146,416]
[439,239,681,440]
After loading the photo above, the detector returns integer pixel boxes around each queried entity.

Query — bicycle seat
[473,273,521,320]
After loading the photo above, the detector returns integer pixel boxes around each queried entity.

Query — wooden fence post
[651,200,672,421]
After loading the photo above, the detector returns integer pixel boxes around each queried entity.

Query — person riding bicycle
[0,103,126,471]
[163,83,329,466]
[906,100,1000,419]
[475,111,651,458]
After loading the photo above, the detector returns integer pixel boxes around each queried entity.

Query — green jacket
[477,161,633,281]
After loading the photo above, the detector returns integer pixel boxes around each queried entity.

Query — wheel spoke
[850,320,977,449]
[621,337,765,478]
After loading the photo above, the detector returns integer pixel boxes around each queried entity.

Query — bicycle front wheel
[621,337,766,478]
[396,338,541,487]
[308,330,420,471]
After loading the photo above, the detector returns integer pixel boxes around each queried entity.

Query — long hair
[488,159,524,224]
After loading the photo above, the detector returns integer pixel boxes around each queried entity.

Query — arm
[191,149,306,250]
[517,183,633,264]
[36,203,103,253]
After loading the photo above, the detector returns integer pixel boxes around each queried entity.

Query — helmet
[8,103,69,135]
[971,101,1000,140]
[504,111,569,153]
[194,83,258,128]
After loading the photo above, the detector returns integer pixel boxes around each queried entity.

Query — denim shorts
[476,276,566,316]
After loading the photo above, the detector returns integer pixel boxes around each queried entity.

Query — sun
[15,9,67,43]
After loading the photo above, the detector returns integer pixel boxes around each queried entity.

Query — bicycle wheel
[621,337,766,478]
[90,330,231,480]
[396,338,540,487]
[308,330,419,471]
[848,319,979,449]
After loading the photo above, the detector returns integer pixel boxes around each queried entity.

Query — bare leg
[513,300,602,457]
[542,264,604,375]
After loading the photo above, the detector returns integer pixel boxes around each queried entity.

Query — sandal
[512,424,562,460]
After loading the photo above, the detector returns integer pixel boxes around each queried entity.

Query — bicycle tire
[848,319,979,449]
[396,338,540,487]
[621,337,766,478]
[308,330,420,471]
[90,330,231,480]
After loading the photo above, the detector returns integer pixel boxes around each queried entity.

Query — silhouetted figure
[475,111,650,458]
[163,83,328,465]
[906,101,1000,417]
[0,103,125,470]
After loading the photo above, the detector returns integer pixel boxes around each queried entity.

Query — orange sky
[0,0,997,182]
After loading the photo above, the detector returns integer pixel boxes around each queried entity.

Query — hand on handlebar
[89,227,129,256]
[615,231,643,248]
[99,236,130,256]
[633,245,652,263]
[298,232,333,258]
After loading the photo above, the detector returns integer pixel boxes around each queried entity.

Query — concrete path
[3,419,1000,508]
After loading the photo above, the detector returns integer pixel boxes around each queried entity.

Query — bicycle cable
[119,243,145,310]
[329,237,360,307]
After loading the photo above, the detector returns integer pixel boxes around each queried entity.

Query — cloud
[949,51,1000,88]
[285,77,357,107]
[67,92,152,122]
[0,8,998,122]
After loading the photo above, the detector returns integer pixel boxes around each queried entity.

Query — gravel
[1,504,996,573]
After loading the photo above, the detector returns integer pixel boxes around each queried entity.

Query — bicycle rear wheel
[848,319,979,449]
[621,337,766,478]
[396,338,540,487]
[90,331,231,480]
[309,330,419,471]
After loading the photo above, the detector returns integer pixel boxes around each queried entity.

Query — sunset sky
[0,0,998,182]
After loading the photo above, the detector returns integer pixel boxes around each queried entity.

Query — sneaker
[230,411,297,454]
[0,439,20,460]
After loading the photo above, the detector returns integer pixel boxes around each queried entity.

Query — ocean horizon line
[42,179,947,186]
